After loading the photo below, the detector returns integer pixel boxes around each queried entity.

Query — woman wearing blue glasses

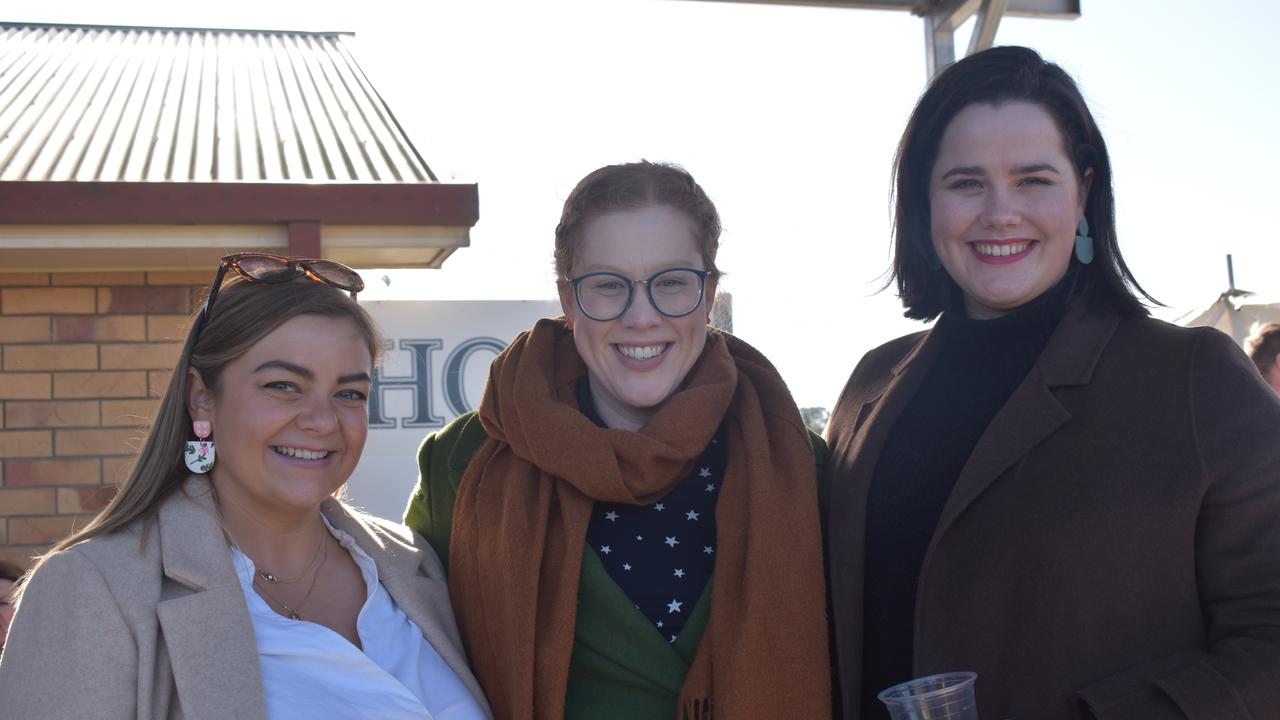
[405,161,831,719]
[1,256,491,720]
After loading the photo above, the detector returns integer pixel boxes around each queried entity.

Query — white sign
[345,300,564,520]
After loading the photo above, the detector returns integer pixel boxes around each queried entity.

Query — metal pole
[968,0,1010,55]
[924,14,956,79]
[1227,254,1235,291]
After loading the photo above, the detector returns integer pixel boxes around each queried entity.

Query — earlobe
[557,282,578,332]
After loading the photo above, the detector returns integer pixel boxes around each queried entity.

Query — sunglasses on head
[191,253,365,341]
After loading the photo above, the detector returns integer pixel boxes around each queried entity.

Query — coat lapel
[931,309,1121,541]
[826,327,939,711]
[322,500,493,717]
[930,374,1070,541]
[155,478,267,720]
[829,329,939,512]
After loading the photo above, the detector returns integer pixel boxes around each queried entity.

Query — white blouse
[230,520,487,720]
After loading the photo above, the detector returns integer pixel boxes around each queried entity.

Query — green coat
[405,411,827,719]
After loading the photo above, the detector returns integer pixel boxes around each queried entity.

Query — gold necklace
[212,481,327,584]
[256,525,326,585]
[252,536,328,621]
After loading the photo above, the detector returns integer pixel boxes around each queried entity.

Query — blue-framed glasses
[567,268,711,322]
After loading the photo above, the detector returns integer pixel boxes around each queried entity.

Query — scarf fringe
[682,697,713,720]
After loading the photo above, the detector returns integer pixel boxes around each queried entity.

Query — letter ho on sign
[367,337,506,430]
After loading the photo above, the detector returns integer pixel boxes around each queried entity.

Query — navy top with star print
[580,382,725,643]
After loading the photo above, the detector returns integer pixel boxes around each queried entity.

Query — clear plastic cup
[877,671,979,720]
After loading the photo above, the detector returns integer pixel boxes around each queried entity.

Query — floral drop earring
[185,420,216,474]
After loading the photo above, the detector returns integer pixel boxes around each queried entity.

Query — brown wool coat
[0,476,491,720]
[825,308,1280,720]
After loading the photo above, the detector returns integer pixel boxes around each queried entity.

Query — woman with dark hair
[825,46,1280,719]
[405,161,831,719]
[0,256,490,719]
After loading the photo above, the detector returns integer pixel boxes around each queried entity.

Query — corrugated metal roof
[0,22,437,183]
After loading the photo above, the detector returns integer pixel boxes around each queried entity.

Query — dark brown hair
[890,45,1156,320]
[554,161,722,279]
[1245,322,1280,375]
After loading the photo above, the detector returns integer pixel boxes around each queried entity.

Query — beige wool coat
[0,476,492,720]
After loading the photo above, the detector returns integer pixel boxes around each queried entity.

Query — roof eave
[0,181,478,226]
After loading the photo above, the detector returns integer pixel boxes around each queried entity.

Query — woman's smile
[614,342,672,364]
[967,239,1036,264]
[271,445,335,462]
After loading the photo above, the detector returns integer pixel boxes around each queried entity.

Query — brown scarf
[448,318,830,719]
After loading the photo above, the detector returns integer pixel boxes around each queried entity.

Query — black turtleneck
[859,283,1069,717]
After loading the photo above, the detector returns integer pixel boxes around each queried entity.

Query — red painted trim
[288,221,322,258]
[0,182,479,226]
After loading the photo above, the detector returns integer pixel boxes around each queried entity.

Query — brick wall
[0,271,206,569]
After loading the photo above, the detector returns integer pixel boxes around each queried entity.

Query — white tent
[1177,290,1280,344]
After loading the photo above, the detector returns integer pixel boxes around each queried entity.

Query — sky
[14,0,1280,408]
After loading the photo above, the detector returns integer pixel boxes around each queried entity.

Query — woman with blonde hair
[0,254,490,720]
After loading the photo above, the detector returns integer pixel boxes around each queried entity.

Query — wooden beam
[288,221,322,258]
[0,182,479,227]
[0,244,459,272]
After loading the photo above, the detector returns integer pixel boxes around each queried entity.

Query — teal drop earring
[1074,218,1094,265]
